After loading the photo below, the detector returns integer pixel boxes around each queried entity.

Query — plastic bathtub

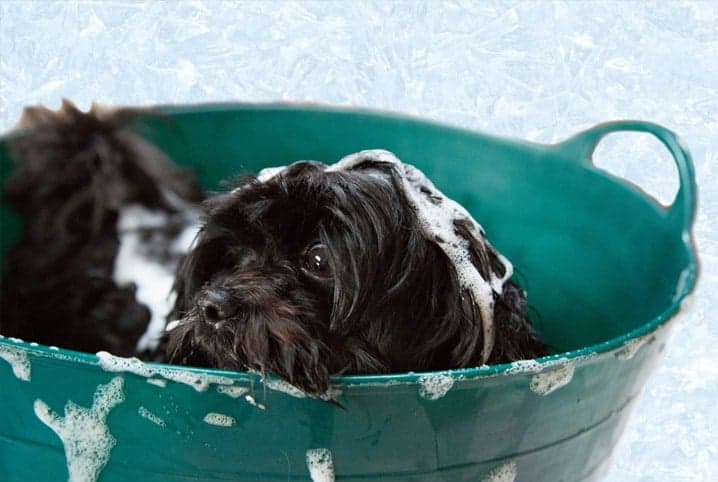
[0,104,698,481]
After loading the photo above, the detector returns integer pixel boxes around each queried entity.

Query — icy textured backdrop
[0,1,716,480]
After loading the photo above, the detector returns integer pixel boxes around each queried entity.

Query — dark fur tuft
[167,160,546,397]
[0,101,203,355]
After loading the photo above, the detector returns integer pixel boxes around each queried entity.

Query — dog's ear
[450,218,546,364]
[432,218,503,367]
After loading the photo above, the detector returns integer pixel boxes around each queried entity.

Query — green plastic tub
[0,104,698,481]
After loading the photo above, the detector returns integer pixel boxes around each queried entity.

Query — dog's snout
[200,288,238,322]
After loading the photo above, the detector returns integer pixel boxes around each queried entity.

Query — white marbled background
[0,1,716,480]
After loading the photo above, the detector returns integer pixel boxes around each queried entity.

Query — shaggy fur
[0,102,546,399]
[0,101,204,356]
[166,160,546,398]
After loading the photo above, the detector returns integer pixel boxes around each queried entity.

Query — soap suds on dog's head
[258,149,513,363]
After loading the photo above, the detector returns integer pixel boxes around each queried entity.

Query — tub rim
[0,102,700,389]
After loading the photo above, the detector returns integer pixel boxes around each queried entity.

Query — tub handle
[556,120,697,236]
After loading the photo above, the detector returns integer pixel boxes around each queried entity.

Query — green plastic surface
[0,104,698,481]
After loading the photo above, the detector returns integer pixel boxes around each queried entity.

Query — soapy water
[203,412,236,427]
[217,385,249,398]
[306,448,335,482]
[0,344,31,381]
[259,149,513,363]
[418,373,455,400]
[96,351,235,392]
[483,460,517,482]
[34,377,125,482]
[138,406,166,427]
[530,361,576,396]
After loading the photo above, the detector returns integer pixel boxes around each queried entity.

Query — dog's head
[166,151,545,398]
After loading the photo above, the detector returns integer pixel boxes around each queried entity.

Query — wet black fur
[0,102,204,355]
[167,161,547,397]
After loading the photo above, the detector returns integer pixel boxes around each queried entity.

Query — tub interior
[0,105,691,355]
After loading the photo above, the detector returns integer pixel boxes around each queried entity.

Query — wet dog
[0,103,546,400]
[0,102,203,356]
[166,151,547,398]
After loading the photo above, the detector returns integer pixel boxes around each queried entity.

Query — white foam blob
[244,394,266,410]
[112,204,201,352]
[264,377,307,398]
[0,345,31,381]
[483,460,517,482]
[146,378,167,388]
[96,351,234,392]
[418,373,455,400]
[203,412,236,427]
[306,448,335,482]
[217,385,250,398]
[138,406,165,427]
[505,359,542,375]
[259,149,512,362]
[616,334,654,361]
[530,362,575,396]
[34,377,125,482]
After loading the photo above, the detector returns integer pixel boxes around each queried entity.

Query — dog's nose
[200,288,238,322]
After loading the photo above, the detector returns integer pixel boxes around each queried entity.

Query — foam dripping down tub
[0,104,698,482]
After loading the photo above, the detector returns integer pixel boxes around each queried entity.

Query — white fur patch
[112,204,200,352]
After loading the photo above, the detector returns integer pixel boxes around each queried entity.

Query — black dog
[0,101,203,356]
[166,151,546,398]
[0,104,545,399]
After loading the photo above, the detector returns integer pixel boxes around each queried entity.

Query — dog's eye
[305,243,333,278]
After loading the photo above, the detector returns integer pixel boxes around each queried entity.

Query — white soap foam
[138,406,166,427]
[0,345,31,381]
[530,362,575,395]
[112,204,201,352]
[34,377,125,482]
[259,150,512,362]
[616,334,654,361]
[306,448,335,482]
[217,385,250,398]
[483,460,517,482]
[203,412,236,427]
[264,377,307,398]
[505,359,542,375]
[244,394,266,410]
[96,351,234,392]
[418,373,455,400]
[146,378,167,388]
